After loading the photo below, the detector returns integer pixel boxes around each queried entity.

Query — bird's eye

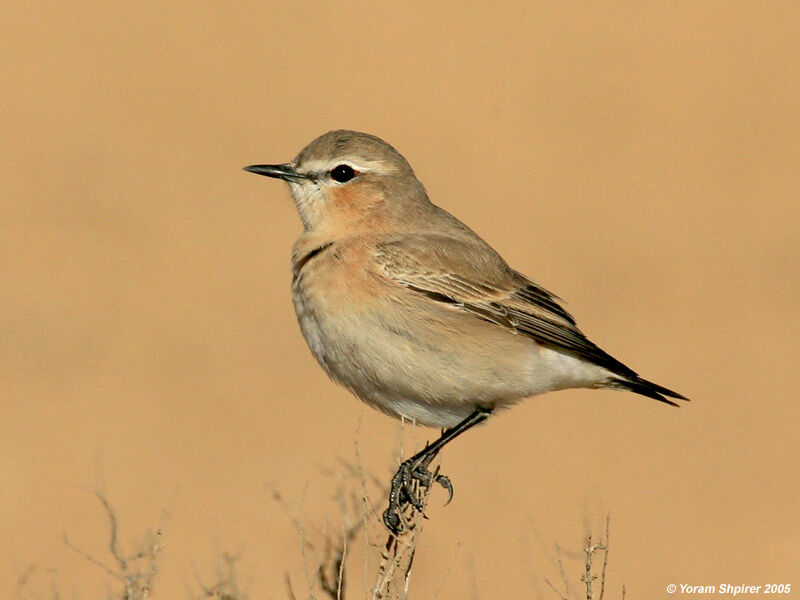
[329,164,357,183]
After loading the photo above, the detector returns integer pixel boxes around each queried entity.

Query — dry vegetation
[276,458,435,600]
[16,445,623,600]
[541,515,622,600]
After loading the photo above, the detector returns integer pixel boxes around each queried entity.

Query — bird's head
[245,130,429,232]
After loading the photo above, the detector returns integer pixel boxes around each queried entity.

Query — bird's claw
[436,474,454,505]
[382,456,454,534]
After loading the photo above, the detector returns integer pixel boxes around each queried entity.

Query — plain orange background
[2,2,798,598]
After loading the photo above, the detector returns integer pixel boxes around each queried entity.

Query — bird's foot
[382,454,453,534]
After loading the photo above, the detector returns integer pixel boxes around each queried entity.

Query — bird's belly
[292,276,606,427]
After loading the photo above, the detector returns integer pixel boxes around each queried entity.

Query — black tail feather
[611,377,689,407]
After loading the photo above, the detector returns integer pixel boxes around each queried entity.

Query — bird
[244,130,687,532]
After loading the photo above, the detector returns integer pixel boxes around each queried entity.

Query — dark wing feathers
[375,235,687,405]
[499,301,639,378]
[513,284,576,325]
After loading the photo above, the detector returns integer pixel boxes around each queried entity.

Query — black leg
[383,407,492,533]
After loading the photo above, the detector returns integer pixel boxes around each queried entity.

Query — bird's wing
[374,233,638,379]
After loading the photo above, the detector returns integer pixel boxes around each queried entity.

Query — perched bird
[245,130,687,531]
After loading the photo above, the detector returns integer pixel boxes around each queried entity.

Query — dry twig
[543,514,622,600]
[63,492,165,600]
[194,551,248,600]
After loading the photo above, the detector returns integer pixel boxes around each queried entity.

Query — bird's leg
[383,407,492,533]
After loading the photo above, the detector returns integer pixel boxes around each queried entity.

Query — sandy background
[2,2,799,598]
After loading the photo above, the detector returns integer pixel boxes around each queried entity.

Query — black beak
[243,163,308,182]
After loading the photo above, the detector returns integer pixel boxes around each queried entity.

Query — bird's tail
[609,376,689,407]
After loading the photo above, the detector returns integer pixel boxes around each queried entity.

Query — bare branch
[557,545,571,600]
[538,514,623,600]
[598,515,610,600]
[369,492,429,600]
[62,492,164,600]
[194,551,247,600]
[544,575,569,600]
[94,492,127,572]
[581,534,595,600]
[284,573,298,600]
[63,534,122,581]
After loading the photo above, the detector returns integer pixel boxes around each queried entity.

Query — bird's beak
[243,163,309,183]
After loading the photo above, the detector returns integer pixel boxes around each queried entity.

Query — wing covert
[374,234,637,378]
